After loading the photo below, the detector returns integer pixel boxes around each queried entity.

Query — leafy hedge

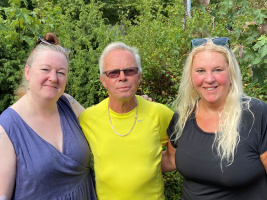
[0,0,266,199]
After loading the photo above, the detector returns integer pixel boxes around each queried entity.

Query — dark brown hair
[43,33,60,45]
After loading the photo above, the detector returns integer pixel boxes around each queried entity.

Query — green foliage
[217,0,267,102]
[0,36,26,111]
[58,0,115,108]
[164,171,183,199]
[0,0,9,7]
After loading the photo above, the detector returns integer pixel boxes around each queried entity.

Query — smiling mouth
[204,86,217,91]
[45,85,57,89]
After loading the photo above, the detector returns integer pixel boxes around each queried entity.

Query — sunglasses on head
[35,37,71,54]
[103,67,139,79]
[191,37,230,49]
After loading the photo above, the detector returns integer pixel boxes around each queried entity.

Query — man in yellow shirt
[79,42,173,200]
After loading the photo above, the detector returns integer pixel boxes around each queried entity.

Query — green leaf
[252,56,261,65]
[259,44,267,59]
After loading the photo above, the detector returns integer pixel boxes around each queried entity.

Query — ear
[230,75,233,85]
[100,75,107,89]
[25,65,30,81]
[137,73,142,85]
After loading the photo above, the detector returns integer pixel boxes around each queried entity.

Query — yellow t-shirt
[79,95,174,200]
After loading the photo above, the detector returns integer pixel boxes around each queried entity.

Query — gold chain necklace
[108,100,138,137]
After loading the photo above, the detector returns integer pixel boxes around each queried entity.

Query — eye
[106,70,120,78]
[41,68,49,73]
[126,69,136,73]
[196,69,205,73]
[109,70,119,75]
[214,68,223,72]
[57,71,66,76]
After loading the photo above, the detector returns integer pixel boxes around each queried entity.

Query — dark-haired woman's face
[25,49,69,101]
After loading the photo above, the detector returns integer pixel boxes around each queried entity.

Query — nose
[205,72,215,83]
[49,70,57,82]
[117,70,127,81]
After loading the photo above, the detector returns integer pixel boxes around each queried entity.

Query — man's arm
[64,93,85,118]
[161,140,176,173]
[0,126,16,199]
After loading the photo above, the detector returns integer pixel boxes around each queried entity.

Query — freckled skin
[191,51,232,108]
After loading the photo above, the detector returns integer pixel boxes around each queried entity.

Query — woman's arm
[260,151,267,173]
[0,126,16,199]
[64,93,85,118]
[161,140,177,173]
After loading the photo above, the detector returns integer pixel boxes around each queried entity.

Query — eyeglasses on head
[35,37,71,54]
[191,37,230,49]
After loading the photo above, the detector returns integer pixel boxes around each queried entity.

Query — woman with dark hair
[0,33,96,200]
[162,37,267,200]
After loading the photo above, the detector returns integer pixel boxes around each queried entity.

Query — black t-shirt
[167,98,267,200]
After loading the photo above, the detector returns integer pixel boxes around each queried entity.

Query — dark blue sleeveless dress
[0,96,96,200]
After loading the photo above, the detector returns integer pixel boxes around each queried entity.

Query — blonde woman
[162,37,267,199]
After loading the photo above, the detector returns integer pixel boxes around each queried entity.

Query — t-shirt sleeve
[167,112,179,148]
[257,101,267,155]
[242,99,267,155]
[158,104,174,147]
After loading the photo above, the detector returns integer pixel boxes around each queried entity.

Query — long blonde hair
[173,40,245,167]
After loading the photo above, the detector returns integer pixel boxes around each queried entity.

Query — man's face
[100,49,141,102]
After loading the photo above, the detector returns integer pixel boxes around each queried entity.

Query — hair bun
[44,33,60,45]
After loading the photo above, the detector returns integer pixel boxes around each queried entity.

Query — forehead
[32,49,69,68]
[103,49,136,70]
[192,50,228,67]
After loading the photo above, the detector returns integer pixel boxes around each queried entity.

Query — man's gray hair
[99,42,142,75]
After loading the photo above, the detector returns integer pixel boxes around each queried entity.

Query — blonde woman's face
[191,50,232,108]
[25,50,69,101]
